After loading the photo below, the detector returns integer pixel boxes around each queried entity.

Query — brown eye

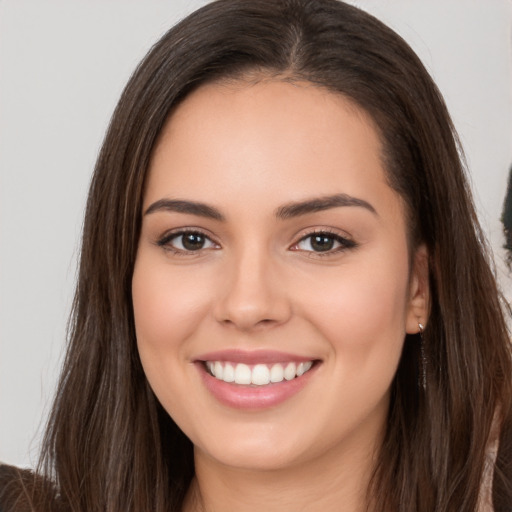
[157,230,218,253]
[294,232,356,253]
[181,233,207,251]
[310,235,335,252]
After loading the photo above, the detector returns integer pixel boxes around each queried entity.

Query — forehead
[145,79,401,222]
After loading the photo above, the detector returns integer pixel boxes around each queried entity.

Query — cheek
[131,257,216,392]
[296,252,410,368]
[131,257,218,429]
[302,258,410,428]
[343,271,408,337]
[133,259,209,343]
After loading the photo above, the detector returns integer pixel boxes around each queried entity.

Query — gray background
[1,0,511,467]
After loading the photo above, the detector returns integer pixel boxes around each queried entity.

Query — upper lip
[195,349,318,365]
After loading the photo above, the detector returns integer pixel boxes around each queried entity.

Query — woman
[1,0,511,510]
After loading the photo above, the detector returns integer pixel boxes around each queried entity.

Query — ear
[405,244,430,334]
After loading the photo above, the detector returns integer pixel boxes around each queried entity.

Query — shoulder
[0,464,62,512]
[0,464,35,512]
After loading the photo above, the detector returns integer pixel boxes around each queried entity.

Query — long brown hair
[2,1,511,510]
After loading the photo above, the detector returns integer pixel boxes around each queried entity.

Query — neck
[182,434,380,512]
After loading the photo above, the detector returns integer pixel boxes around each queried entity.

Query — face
[132,80,427,472]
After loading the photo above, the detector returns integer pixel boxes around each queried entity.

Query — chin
[189,418,316,471]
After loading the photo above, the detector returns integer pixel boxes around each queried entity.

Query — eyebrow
[275,193,377,219]
[144,199,225,221]
[144,193,377,221]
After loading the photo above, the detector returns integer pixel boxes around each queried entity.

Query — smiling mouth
[204,360,315,386]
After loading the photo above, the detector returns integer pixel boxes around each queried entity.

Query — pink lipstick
[195,350,319,409]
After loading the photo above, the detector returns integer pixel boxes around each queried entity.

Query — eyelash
[290,229,357,257]
[156,228,357,256]
[156,228,219,256]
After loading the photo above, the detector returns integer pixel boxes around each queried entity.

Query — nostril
[221,317,277,329]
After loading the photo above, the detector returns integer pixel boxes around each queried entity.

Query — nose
[213,247,292,331]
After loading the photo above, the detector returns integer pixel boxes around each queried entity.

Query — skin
[132,79,429,512]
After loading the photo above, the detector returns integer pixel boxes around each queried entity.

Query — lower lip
[197,362,318,409]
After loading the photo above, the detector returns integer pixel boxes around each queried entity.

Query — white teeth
[270,363,284,383]
[214,361,223,380]
[251,364,270,385]
[206,360,314,385]
[296,361,312,376]
[284,362,296,381]
[234,363,252,385]
[223,362,235,382]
